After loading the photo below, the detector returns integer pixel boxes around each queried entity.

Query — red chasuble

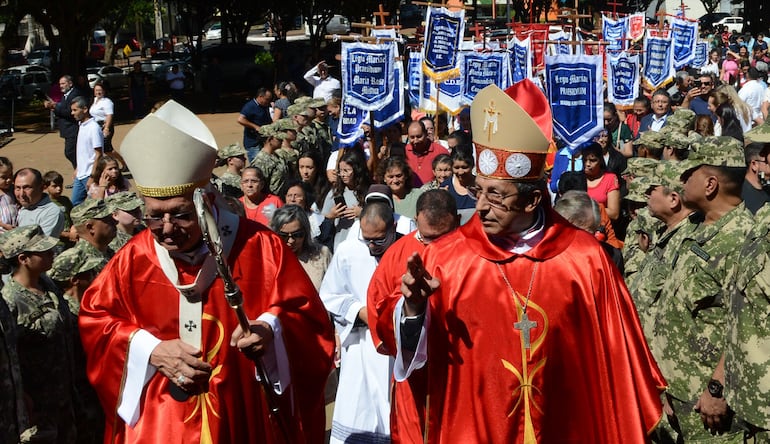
[79,219,334,443]
[373,211,666,443]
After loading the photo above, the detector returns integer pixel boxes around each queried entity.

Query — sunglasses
[277,229,305,240]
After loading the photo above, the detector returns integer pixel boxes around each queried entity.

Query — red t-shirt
[587,172,619,207]
[405,141,450,186]
[239,194,283,226]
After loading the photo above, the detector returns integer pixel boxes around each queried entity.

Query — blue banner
[422,6,464,81]
[644,35,674,89]
[671,18,698,69]
[607,51,640,106]
[438,76,463,114]
[509,36,532,83]
[546,54,603,147]
[692,40,709,68]
[603,16,627,53]
[461,52,509,104]
[342,41,395,110]
[407,51,422,108]
[373,61,404,129]
[336,104,369,147]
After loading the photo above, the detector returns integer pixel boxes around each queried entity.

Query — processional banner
[341,42,395,110]
[422,6,465,81]
[546,54,603,147]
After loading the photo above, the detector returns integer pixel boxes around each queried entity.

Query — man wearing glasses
[319,196,401,444]
[78,101,334,443]
[682,72,717,119]
[376,81,666,442]
[639,89,673,133]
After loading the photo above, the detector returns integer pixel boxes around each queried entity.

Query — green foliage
[255,51,274,68]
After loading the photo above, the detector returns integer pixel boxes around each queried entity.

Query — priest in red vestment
[79,101,335,443]
[367,189,459,443]
[372,82,666,443]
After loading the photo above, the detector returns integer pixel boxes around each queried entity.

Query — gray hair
[553,190,600,233]
[269,204,319,254]
[71,96,89,110]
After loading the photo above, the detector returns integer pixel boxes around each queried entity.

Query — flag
[607,51,640,106]
[342,41,396,110]
[422,6,465,81]
[546,54,603,147]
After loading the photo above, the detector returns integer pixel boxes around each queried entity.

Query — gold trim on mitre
[471,84,550,180]
[120,100,218,197]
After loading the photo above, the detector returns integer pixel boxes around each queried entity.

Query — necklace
[497,262,539,349]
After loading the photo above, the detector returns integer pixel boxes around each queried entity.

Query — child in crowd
[43,170,77,246]
[420,154,453,191]
[0,157,17,231]
[87,155,130,199]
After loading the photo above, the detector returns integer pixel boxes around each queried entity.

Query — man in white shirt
[71,96,103,205]
[304,60,341,102]
[739,67,766,126]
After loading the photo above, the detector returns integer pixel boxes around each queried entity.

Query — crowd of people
[0,25,769,443]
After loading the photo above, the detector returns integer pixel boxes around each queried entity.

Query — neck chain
[496,262,539,315]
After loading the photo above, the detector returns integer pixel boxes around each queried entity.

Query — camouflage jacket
[275,147,299,179]
[74,239,114,264]
[312,120,332,159]
[0,297,27,444]
[109,229,134,252]
[251,150,288,196]
[214,172,244,199]
[652,203,754,401]
[622,208,664,279]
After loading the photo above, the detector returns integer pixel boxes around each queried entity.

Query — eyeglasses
[277,229,305,240]
[701,81,712,86]
[358,230,391,246]
[467,186,518,210]
[415,230,438,245]
[142,211,195,228]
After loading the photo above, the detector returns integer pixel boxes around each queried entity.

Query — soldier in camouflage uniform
[0,225,76,443]
[288,102,318,156]
[309,97,332,161]
[662,108,696,134]
[105,191,145,251]
[251,123,289,196]
[745,120,770,144]
[69,199,117,263]
[651,136,755,442]
[0,286,27,444]
[622,158,664,280]
[634,130,666,159]
[274,117,300,177]
[661,129,701,161]
[49,248,107,444]
[214,143,247,198]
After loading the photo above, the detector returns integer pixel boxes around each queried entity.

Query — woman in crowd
[695,115,715,137]
[715,104,745,143]
[701,49,722,77]
[270,205,332,291]
[441,144,476,210]
[721,51,740,86]
[378,156,422,218]
[709,86,753,133]
[298,151,330,212]
[0,156,16,231]
[420,154,453,191]
[89,81,127,170]
[272,81,297,121]
[239,166,283,226]
[283,180,333,247]
[583,142,621,221]
[87,155,130,199]
[603,103,634,158]
[322,149,370,250]
[594,129,627,178]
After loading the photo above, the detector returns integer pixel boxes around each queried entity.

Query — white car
[206,23,222,40]
[87,65,128,90]
[304,15,351,36]
[714,16,743,33]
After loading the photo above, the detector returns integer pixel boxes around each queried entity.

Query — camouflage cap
[679,136,746,180]
[106,191,143,212]
[308,97,327,109]
[217,143,247,160]
[665,108,696,132]
[745,121,770,143]
[71,199,112,225]
[258,123,287,140]
[623,156,659,177]
[648,160,688,194]
[633,131,665,150]
[0,225,58,258]
[48,247,106,281]
[664,131,692,151]
[287,103,311,118]
[273,118,298,132]
[293,96,313,107]
[626,177,652,203]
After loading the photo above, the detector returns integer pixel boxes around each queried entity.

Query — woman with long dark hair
[583,142,621,221]
[715,103,745,144]
[321,149,371,250]
[270,204,331,290]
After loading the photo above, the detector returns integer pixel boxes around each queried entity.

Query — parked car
[200,44,270,92]
[699,12,731,30]
[87,65,128,90]
[0,69,51,101]
[304,15,351,36]
[154,61,195,91]
[205,22,222,40]
[714,16,743,33]
[6,50,27,67]
[27,49,52,68]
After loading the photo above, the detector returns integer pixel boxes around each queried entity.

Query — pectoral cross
[514,312,537,349]
[185,320,197,332]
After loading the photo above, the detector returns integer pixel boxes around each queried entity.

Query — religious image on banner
[691,40,709,68]
[643,34,674,89]
[461,52,510,104]
[407,51,422,108]
[602,15,627,53]
[671,17,698,69]
[627,13,645,42]
[422,6,465,82]
[607,51,640,106]
[342,41,395,111]
[373,61,405,129]
[509,36,532,84]
[337,104,369,147]
[546,54,603,147]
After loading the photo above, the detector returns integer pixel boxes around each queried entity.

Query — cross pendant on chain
[514,312,537,349]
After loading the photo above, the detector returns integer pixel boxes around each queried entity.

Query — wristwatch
[707,379,724,398]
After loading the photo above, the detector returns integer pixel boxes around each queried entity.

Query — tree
[0,0,25,69]
[100,0,154,65]
[698,0,720,14]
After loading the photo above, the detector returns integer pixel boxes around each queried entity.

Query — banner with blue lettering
[342,42,395,110]
[422,6,465,82]
[643,35,674,89]
[602,15,627,53]
[691,40,709,68]
[461,51,510,104]
[509,36,532,83]
[671,17,698,69]
[607,51,640,106]
[546,54,603,147]
[336,104,369,147]
[373,61,404,129]
[438,75,464,114]
[407,51,422,108]
[549,30,572,55]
